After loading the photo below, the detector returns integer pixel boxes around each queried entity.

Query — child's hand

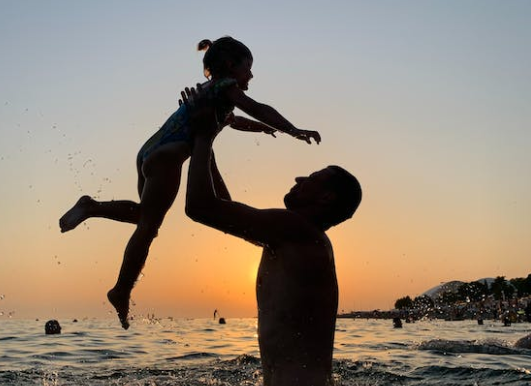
[294,129,321,145]
[263,127,277,138]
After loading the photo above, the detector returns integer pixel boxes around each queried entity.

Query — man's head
[284,166,362,230]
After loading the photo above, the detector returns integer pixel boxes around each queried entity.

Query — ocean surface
[1,317,530,385]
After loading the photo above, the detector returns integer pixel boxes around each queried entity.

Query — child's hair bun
[197,39,213,51]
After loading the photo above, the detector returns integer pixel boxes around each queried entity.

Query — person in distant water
[59,36,321,330]
[45,320,61,335]
[182,86,362,386]
[393,317,403,328]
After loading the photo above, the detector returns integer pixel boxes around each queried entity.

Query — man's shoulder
[267,213,330,252]
[260,208,324,237]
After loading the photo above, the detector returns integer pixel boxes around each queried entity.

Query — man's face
[284,168,333,210]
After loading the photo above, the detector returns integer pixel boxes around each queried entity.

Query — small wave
[411,364,531,384]
[417,338,520,355]
[3,359,531,386]
[226,353,261,365]
[333,359,417,385]
[332,359,531,386]
[31,351,76,360]
[166,352,218,361]
[0,336,18,341]
[77,348,132,359]
[157,338,178,345]
[70,331,89,337]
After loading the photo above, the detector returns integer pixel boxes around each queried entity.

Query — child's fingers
[309,131,321,145]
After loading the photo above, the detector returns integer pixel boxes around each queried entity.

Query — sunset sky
[1,1,530,320]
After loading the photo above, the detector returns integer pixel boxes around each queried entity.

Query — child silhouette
[59,36,320,329]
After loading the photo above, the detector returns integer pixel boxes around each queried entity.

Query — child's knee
[137,217,163,238]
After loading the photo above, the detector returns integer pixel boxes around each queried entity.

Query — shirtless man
[183,87,362,386]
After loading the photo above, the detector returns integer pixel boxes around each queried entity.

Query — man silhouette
[184,87,362,386]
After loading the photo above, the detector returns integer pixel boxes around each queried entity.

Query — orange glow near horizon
[2,2,531,321]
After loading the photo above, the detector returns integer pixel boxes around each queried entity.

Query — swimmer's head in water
[45,319,62,335]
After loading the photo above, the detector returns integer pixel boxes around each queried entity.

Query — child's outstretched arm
[227,114,277,137]
[225,86,321,144]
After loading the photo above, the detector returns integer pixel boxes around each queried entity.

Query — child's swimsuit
[137,78,237,161]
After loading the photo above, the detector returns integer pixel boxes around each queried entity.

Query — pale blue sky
[1,1,530,318]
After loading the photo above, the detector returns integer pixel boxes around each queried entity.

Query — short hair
[197,36,253,79]
[324,165,362,228]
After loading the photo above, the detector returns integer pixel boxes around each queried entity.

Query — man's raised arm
[185,107,220,221]
[183,86,300,247]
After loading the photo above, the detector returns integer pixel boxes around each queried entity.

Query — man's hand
[179,84,220,139]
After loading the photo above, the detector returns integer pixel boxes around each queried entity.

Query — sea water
[1,317,530,385]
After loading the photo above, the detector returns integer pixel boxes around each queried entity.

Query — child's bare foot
[107,288,131,330]
[59,196,94,232]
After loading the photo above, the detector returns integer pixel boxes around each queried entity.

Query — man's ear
[319,191,336,206]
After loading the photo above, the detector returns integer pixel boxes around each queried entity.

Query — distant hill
[421,278,495,299]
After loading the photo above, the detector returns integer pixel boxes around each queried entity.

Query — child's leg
[59,156,146,232]
[107,142,190,329]
[59,197,140,232]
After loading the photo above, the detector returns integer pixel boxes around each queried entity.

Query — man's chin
[284,193,295,209]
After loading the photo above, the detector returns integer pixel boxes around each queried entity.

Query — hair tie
[197,39,213,52]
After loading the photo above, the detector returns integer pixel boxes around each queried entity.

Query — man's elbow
[185,202,201,222]
[185,201,211,223]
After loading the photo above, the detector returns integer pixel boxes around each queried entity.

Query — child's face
[231,58,253,90]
